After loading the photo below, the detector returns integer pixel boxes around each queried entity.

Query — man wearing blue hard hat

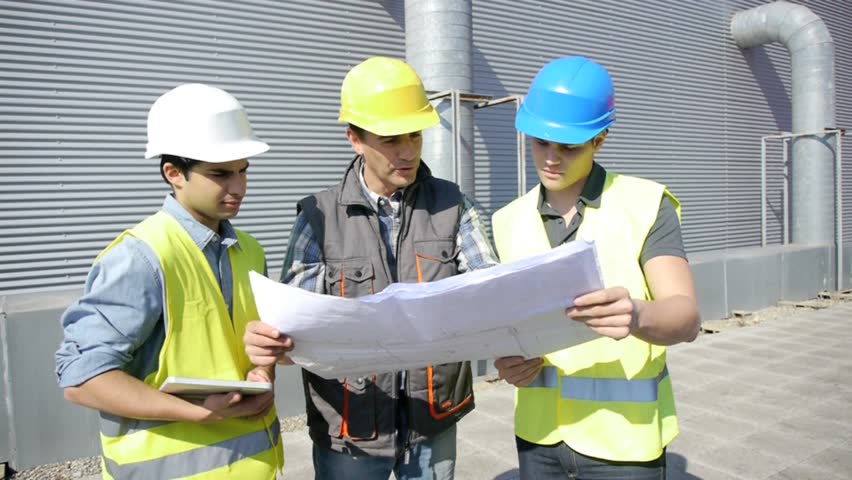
[491,56,701,478]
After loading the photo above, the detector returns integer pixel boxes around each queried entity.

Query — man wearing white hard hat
[55,84,283,479]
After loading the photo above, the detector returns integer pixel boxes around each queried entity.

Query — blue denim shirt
[55,195,255,388]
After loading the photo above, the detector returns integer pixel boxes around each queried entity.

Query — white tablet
[159,376,272,397]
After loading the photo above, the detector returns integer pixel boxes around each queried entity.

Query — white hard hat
[145,83,269,163]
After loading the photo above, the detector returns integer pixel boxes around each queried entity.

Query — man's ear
[592,129,608,150]
[162,162,186,190]
[346,127,364,156]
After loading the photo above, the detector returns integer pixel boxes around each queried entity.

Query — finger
[506,362,543,387]
[567,299,633,319]
[247,369,273,383]
[494,356,528,370]
[500,359,542,384]
[577,314,633,329]
[245,344,286,357]
[574,287,628,307]
[204,391,242,411]
[247,353,280,368]
[244,331,290,349]
[244,321,281,340]
[588,325,632,340]
[279,335,295,350]
[237,392,275,418]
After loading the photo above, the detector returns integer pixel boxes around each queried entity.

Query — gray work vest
[297,156,475,457]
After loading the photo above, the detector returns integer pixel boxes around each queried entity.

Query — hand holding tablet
[159,376,272,398]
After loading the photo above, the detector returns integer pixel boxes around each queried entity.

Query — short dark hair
[348,123,366,140]
[160,154,201,185]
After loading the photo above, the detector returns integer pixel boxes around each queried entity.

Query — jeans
[313,424,457,480]
[516,436,665,480]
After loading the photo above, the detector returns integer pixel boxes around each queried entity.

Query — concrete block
[6,309,100,470]
[726,251,782,313]
[0,316,10,465]
[689,258,727,321]
[781,246,832,300]
[843,241,852,288]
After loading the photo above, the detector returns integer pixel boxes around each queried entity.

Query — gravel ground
[700,289,852,333]
[8,457,100,480]
[11,291,850,479]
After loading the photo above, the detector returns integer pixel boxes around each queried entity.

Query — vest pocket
[426,362,473,420]
[413,239,459,282]
[306,374,377,441]
[341,375,378,441]
[326,260,375,298]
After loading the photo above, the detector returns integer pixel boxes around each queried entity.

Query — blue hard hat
[516,56,615,145]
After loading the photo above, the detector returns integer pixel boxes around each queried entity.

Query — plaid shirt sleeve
[456,193,500,273]
[280,211,326,294]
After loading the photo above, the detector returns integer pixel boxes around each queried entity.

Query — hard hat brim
[343,109,440,137]
[515,107,613,145]
[145,138,270,163]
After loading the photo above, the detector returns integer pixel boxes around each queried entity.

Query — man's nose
[545,144,561,164]
[397,135,416,160]
[227,173,247,196]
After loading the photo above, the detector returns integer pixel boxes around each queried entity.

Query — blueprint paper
[250,240,604,379]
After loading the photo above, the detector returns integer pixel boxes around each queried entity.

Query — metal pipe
[783,138,789,244]
[451,89,461,184]
[405,0,474,195]
[761,137,767,247]
[732,1,836,245]
[837,131,844,289]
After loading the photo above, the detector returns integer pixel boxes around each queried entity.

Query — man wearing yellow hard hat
[56,84,283,479]
[244,57,499,479]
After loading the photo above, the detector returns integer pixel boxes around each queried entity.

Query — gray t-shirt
[538,162,685,266]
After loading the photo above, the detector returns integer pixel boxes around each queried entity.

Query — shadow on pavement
[494,468,520,479]
[667,452,702,479]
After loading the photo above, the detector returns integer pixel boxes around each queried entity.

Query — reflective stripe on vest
[100,413,170,437]
[103,418,280,480]
[525,366,669,403]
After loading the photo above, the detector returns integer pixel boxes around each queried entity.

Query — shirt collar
[161,194,240,250]
[537,162,606,215]
[357,164,403,211]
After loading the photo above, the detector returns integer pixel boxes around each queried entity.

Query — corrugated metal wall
[0,0,405,294]
[1,0,850,294]
[472,0,852,252]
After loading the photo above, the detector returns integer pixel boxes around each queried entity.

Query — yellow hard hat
[338,57,439,136]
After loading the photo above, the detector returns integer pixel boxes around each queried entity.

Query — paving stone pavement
[275,302,852,479]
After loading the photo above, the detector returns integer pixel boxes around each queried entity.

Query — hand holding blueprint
[250,240,604,379]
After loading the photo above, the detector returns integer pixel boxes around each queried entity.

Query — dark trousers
[516,436,665,480]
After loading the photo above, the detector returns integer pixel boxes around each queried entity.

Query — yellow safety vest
[492,172,680,462]
[96,211,283,479]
